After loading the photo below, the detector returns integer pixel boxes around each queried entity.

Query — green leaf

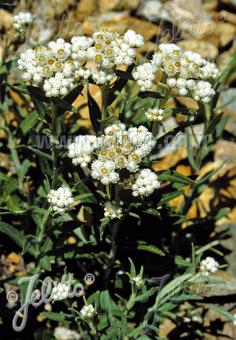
[137,244,165,256]
[135,287,158,302]
[143,208,160,216]
[128,258,136,277]
[0,222,36,256]
[40,312,65,322]
[207,305,235,321]
[107,64,134,105]
[214,207,230,221]
[138,91,164,99]
[87,88,101,132]
[20,111,39,134]
[100,290,117,311]
[99,218,110,240]
[115,70,134,80]
[160,190,183,204]
[159,170,195,185]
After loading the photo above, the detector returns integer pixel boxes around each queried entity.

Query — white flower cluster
[133,43,219,103]
[132,276,143,288]
[13,12,34,33]
[200,257,219,276]
[132,169,160,197]
[80,304,95,319]
[200,61,220,80]
[133,63,156,92]
[18,39,76,97]
[51,282,70,301]
[18,29,143,95]
[47,186,74,213]
[54,327,80,340]
[68,136,98,168]
[69,123,156,185]
[104,202,123,220]
[145,107,164,122]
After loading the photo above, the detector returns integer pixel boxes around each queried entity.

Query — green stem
[7,127,24,191]
[151,121,159,137]
[101,85,108,123]
[51,104,58,188]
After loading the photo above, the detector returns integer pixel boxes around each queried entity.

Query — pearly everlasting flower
[69,123,156,185]
[191,80,215,103]
[18,39,77,97]
[71,36,93,62]
[91,160,119,185]
[132,276,143,288]
[18,29,143,91]
[133,63,156,91]
[123,30,144,48]
[47,186,74,213]
[132,169,160,197]
[145,107,164,122]
[200,257,219,276]
[80,304,95,319]
[51,282,70,301]
[68,136,98,167]
[142,43,218,103]
[200,61,220,80]
[13,12,34,33]
[104,202,123,220]
[54,327,80,340]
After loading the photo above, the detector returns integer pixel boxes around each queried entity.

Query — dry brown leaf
[214,141,236,165]
[177,40,218,59]
[0,9,13,30]
[214,22,236,47]
[152,149,187,171]
[76,0,97,21]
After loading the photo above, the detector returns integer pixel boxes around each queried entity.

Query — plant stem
[152,121,159,137]
[51,104,58,189]
[101,85,108,123]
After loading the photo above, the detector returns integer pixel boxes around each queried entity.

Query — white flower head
[200,257,219,276]
[133,63,156,91]
[132,169,160,197]
[47,186,74,213]
[91,160,119,185]
[51,282,70,301]
[104,202,123,220]
[123,30,144,48]
[54,327,80,340]
[68,135,98,168]
[145,107,164,122]
[80,304,95,319]
[13,12,34,33]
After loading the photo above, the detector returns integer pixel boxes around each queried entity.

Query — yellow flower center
[100,149,108,156]
[106,49,113,56]
[47,59,54,65]
[57,49,65,55]
[109,151,115,158]
[95,54,102,63]
[101,167,108,174]
[131,154,139,161]
[95,43,102,50]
